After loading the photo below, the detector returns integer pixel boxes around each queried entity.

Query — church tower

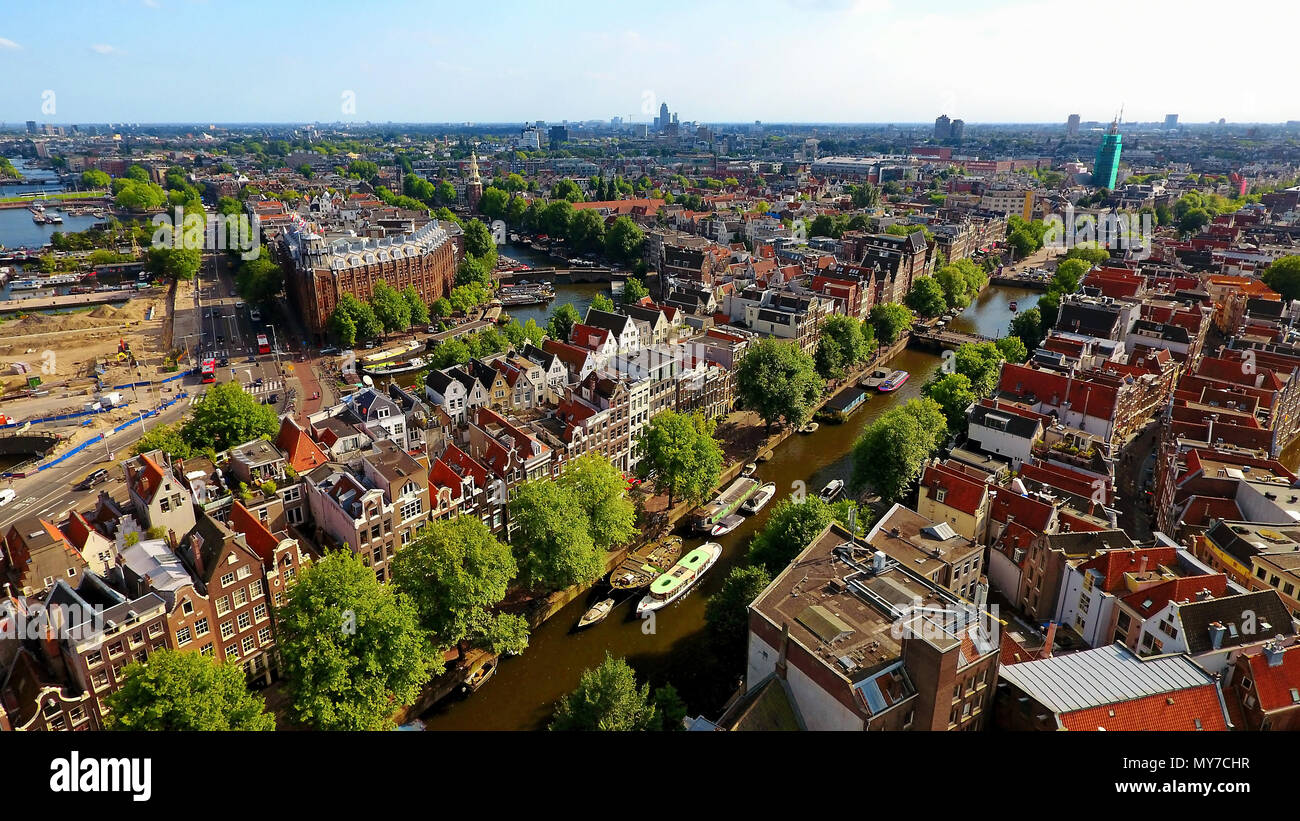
[466,149,483,213]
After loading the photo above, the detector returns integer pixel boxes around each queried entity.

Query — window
[195,618,209,637]
[238,612,252,631]
[108,641,123,657]
[216,596,231,616]
[199,644,214,656]
[176,627,192,646]
[258,626,273,645]
[226,643,239,659]
[254,602,268,622]
[274,592,285,607]
[86,651,102,666]
[148,622,162,637]
[220,572,235,587]
[250,579,263,599]
[233,587,248,607]
[935,487,947,503]
[237,565,252,580]
[1257,567,1268,580]
[242,636,256,655]
[400,498,422,521]
[220,621,235,640]
[181,599,194,615]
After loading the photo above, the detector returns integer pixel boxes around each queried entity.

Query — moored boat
[693,476,759,532]
[463,657,497,693]
[859,368,890,389]
[741,462,757,478]
[741,482,777,515]
[710,514,745,536]
[609,535,684,590]
[635,543,722,616]
[577,597,615,629]
[877,370,910,392]
[818,479,844,502]
[799,421,819,434]
[361,356,426,376]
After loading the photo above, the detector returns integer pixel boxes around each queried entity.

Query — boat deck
[609,536,683,590]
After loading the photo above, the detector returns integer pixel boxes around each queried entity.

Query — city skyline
[0,0,1294,125]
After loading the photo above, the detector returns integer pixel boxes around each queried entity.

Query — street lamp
[266,324,282,374]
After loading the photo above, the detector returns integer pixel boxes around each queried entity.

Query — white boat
[741,482,777,515]
[635,543,722,617]
[818,479,844,502]
[799,422,819,434]
[577,597,615,629]
[741,462,757,478]
[710,514,745,536]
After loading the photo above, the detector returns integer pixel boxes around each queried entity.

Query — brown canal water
[420,282,1040,730]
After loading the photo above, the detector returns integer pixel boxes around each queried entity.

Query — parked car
[76,468,110,491]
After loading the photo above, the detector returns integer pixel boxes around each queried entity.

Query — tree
[456,254,494,288]
[277,551,436,731]
[432,297,453,318]
[546,302,581,342]
[145,246,201,281]
[80,169,110,189]
[750,497,834,574]
[814,314,872,380]
[509,478,603,591]
[1262,256,1300,302]
[734,338,823,430]
[705,564,772,664]
[329,293,381,344]
[235,256,283,307]
[568,208,606,253]
[923,372,977,431]
[550,179,584,203]
[550,654,657,731]
[652,684,688,731]
[1052,258,1089,294]
[850,397,947,502]
[133,423,191,460]
[1009,307,1045,350]
[105,650,275,731]
[540,199,574,237]
[557,454,638,551]
[605,216,645,264]
[479,187,508,221]
[402,285,430,327]
[870,302,915,345]
[953,341,1005,397]
[370,280,412,335]
[590,292,615,313]
[329,310,357,347]
[621,276,650,305]
[462,218,499,267]
[995,335,1028,363]
[906,276,948,317]
[636,410,724,508]
[1177,207,1211,234]
[181,381,278,453]
[390,516,528,660]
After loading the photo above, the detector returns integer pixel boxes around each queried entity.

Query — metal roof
[998,643,1213,715]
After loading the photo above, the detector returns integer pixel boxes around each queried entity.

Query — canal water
[496,241,611,330]
[421,280,1041,730]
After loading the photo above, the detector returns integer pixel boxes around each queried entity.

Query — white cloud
[0,37,20,50]
[90,44,123,55]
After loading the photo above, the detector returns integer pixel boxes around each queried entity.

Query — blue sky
[0,0,1293,125]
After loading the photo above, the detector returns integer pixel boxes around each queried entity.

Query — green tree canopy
[906,276,948,317]
[705,565,773,667]
[735,338,823,430]
[105,649,275,730]
[277,551,436,731]
[636,410,724,508]
[181,381,278,453]
[1262,256,1300,302]
[605,216,645,264]
[1010,306,1045,350]
[953,341,1006,397]
[621,276,650,305]
[235,256,284,308]
[550,654,658,731]
[870,302,915,345]
[509,478,604,592]
[546,302,582,342]
[558,453,638,551]
[814,314,874,380]
[370,280,412,335]
[923,371,977,431]
[850,397,947,502]
[329,293,381,345]
[750,496,833,574]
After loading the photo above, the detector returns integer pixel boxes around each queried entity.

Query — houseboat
[799,421,819,434]
[859,368,890,389]
[609,535,684,591]
[877,370,910,392]
[692,477,759,532]
[361,356,426,377]
[823,386,869,421]
[635,543,723,616]
[741,482,777,515]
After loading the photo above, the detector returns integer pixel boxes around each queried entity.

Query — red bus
[200,358,217,383]
[256,334,271,355]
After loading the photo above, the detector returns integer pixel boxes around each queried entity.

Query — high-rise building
[1093,119,1122,189]
[659,102,670,133]
[949,118,965,142]
[25,120,37,134]
[1066,114,1080,136]
[1164,113,1179,129]
[548,125,568,146]
[934,114,951,140]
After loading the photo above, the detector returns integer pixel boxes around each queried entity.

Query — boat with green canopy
[635,542,722,616]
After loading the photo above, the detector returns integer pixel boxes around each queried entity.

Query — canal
[420,279,1042,730]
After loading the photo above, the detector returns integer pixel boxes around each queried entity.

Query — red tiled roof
[1076,547,1177,592]
[1121,574,1228,619]
[229,501,281,567]
[1059,685,1229,731]
[1240,644,1300,712]
[276,417,329,473]
[921,462,986,516]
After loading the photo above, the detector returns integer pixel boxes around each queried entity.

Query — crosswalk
[246,379,283,396]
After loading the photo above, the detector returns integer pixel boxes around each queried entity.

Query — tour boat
[877,370,910,392]
[741,462,757,478]
[710,514,745,536]
[799,421,820,434]
[693,477,759,533]
[741,482,777,515]
[577,597,615,629]
[635,543,722,616]
[818,479,844,502]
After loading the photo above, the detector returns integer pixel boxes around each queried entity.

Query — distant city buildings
[1093,118,1123,188]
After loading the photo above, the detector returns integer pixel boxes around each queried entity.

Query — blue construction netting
[13,392,189,473]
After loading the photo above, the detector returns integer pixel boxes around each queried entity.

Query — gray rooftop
[998,643,1213,714]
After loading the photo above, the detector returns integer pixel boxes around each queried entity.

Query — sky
[0,0,1295,125]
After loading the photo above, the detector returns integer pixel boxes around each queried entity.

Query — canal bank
[419,282,1039,730]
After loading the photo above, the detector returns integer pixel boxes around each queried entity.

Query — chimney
[1207,621,1227,650]
[1138,555,1149,574]
[776,622,790,680]
[1042,621,1058,658]
[191,542,205,577]
[1264,637,1286,668]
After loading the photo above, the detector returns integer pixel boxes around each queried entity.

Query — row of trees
[481,188,646,267]
[327,282,434,347]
